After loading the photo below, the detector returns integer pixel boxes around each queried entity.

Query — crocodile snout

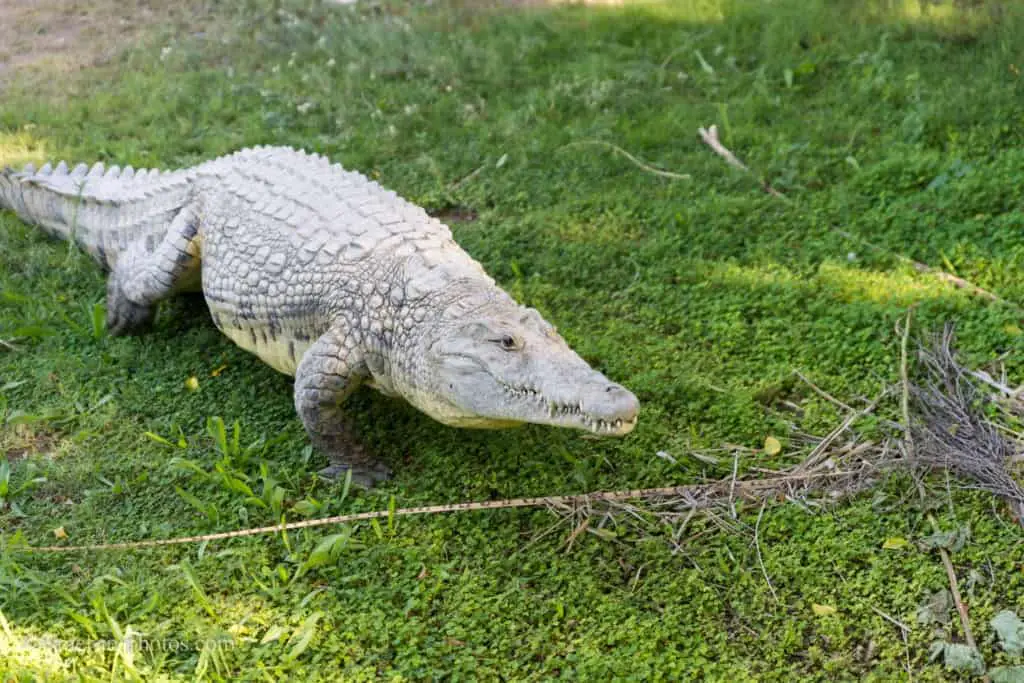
[577,381,639,435]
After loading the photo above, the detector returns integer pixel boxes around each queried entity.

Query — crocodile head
[402,302,640,435]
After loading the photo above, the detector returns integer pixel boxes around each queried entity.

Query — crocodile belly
[208,307,315,376]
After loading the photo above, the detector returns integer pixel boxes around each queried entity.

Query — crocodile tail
[0,165,38,227]
[0,161,109,255]
[0,160,195,269]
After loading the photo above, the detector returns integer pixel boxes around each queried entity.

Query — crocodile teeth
[503,381,631,433]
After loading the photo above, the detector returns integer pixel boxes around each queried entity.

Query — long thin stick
[871,606,912,634]
[929,515,980,656]
[7,470,862,554]
[871,607,915,682]
[900,310,916,460]
[794,370,855,414]
[561,140,692,181]
[754,501,779,603]
[698,125,787,199]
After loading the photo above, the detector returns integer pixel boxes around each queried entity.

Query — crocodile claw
[105,277,155,336]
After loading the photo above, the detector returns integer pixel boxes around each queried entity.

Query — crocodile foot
[106,277,155,336]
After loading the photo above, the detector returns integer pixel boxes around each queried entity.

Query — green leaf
[207,416,228,455]
[260,625,286,644]
[0,291,30,304]
[174,486,218,523]
[941,643,985,675]
[919,525,970,552]
[11,325,54,339]
[219,473,255,498]
[0,459,10,498]
[992,610,1024,656]
[65,610,99,639]
[916,589,953,626]
[5,410,49,425]
[991,666,1024,683]
[167,457,210,479]
[91,302,105,339]
[291,499,321,517]
[286,611,323,661]
[144,431,176,447]
[302,532,350,572]
[171,560,215,617]
[243,496,269,509]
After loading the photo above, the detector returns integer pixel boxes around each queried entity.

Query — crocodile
[0,146,640,487]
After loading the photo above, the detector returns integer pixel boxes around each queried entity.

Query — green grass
[2,0,1024,678]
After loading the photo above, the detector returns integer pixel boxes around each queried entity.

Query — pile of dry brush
[545,320,1024,548]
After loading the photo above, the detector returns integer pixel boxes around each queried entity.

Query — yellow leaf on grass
[763,436,782,456]
[812,603,837,616]
[883,536,910,550]
[52,526,68,540]
[210,365,228,377]
[185,376,200,391]
[1005,324,1022,337]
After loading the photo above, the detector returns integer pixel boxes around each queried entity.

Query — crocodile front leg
[106,205,200,335]
[294,330,392,489]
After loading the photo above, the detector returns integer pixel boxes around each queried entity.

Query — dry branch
[905,323,1024,521]
[11,447,880,554]
[560,140,692,181]
[697,125,787,199]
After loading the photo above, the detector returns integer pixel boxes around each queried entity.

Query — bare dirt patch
[0,0,627,91]
[431,205,480,224]
[0,0,218,88]
[2,423,61,461]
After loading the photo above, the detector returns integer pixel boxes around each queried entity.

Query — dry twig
[754,501,779,603]
[906,323,1024,520]
[929,513,981,655]
[794,369,855,413]
[697,125,787,199]
[560,140,692,181]
[11,455,878,554]
[871,606,915,682]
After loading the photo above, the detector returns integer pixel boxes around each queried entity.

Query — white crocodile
[0,146,640,486]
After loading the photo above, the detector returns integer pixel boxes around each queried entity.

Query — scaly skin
[0,146,640,487]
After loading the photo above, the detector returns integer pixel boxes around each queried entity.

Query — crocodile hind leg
[106,206,200,336]
[294,331,392,489]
